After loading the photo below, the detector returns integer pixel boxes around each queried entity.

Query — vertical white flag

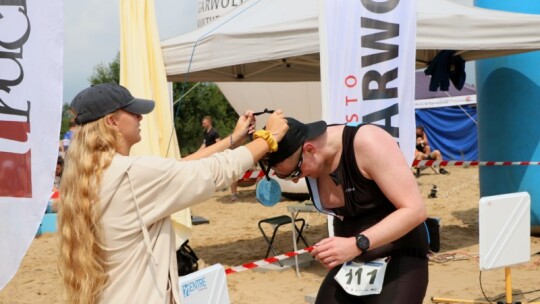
[0,0,63,290]
[319,0,416,163]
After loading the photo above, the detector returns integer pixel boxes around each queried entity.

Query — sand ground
[1,167,539,304]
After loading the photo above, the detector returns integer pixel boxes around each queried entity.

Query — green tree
[59,103,74,138]
[89,52,120,85]
[172,82,238,156]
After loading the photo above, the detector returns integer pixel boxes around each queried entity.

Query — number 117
[345,268,378,285]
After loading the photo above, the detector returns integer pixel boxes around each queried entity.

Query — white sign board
[178,264,230,304]
[479,192,530,270]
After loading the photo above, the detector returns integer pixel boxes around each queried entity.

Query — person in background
[262,118,429,304]
[415,125,449,175]
[58,83,288,304]
[229,178,239,201]
[58,139,65,158]
[48,156,64,213]
[54,155,63,190]
[199,115,220,150]
[62,120,77,152]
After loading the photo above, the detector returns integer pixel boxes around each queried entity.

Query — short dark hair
[203,116,213,124]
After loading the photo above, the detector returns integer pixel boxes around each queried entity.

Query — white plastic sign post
[178,264,230,304]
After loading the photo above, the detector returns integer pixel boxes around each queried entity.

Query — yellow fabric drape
[119,0,191,249]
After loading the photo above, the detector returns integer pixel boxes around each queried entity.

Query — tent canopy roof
[162,0,540,82]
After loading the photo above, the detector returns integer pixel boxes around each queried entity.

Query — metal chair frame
[258,215,309,266]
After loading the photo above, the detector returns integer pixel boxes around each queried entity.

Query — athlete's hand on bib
[310,236,362,269]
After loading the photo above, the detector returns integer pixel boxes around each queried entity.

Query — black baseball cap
[71,83,155,125]
[264,117,327,167]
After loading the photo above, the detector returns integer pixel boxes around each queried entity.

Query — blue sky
[63,1,197,103]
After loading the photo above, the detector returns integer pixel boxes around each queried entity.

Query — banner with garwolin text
[0,0,63,290]
[319,0,416,163]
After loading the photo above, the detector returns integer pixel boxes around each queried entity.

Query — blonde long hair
[58,114,120,304]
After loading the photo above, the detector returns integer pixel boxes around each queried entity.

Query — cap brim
[305,120,327,140]
[123,98,155,115]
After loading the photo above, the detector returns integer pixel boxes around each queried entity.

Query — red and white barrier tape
[225,246,314,275]
[412,160,540,167]
[241,170,266,180]
[242,160,540,179]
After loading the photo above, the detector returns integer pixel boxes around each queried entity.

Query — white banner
[414,95,476,109]
[0,0,63,290]
[319,0,416,163]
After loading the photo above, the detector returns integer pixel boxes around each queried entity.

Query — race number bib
[334,257,389,296]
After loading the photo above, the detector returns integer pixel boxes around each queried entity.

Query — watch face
[356,234,370,252]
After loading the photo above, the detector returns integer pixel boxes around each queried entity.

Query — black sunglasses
[274,146,303,180]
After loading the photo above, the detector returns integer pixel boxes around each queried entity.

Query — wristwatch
[355,233,370,254]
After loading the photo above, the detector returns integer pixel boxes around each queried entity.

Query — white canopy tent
[161,0,540,230]
[162,0,540,83]
[161,0,540,199]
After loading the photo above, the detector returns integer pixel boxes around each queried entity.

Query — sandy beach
[1,167,539,304]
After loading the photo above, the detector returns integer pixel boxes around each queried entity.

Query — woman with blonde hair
[59,83,288,304]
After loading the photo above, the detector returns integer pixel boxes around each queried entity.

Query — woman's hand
[264,109,288,142]
[231,111,255,146]
[310,236,361,269]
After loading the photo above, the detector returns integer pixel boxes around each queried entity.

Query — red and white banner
[319,0,417,163]
[0,0,63,290]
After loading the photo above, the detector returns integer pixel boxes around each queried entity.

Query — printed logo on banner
[319,0,416,162]
[0,1,32,198]
[197,0,249,27]
[182,276,208,297]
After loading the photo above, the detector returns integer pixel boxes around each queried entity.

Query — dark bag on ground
[176,240,199,276]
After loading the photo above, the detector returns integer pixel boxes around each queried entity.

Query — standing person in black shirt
[261,118,429,304]
[199,115,221,149]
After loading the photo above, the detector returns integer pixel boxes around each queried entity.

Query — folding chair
[258,215,309,266]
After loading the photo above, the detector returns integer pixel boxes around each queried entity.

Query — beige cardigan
[98,147,253,303]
